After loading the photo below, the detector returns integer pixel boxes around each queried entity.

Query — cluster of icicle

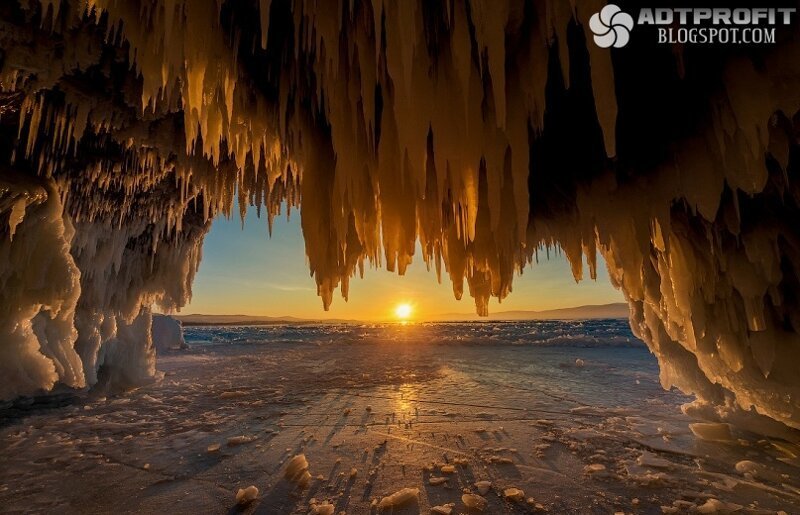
[5,0,620,312]
[556,40,800,439]
[0,0,799,439]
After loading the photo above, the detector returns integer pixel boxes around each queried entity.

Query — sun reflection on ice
[395,383,420,423]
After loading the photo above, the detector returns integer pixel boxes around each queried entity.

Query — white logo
[590,4,634,48]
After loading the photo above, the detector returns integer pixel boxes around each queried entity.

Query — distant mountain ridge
[175,314,357,326]
[431,302,629,321]
[174,302,629,325]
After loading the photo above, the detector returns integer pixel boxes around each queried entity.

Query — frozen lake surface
[1,321,798,514]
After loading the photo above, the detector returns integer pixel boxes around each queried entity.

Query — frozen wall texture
[0,0,798,438]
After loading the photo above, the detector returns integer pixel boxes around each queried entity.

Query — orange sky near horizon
[180,204,624,322]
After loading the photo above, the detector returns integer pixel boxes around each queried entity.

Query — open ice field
[1,321,798,514]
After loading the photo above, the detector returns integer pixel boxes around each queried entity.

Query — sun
[394,303,413,321]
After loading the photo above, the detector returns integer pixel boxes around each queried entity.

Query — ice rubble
[0,0,800,440]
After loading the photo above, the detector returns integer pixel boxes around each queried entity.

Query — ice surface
[0,334,798,513]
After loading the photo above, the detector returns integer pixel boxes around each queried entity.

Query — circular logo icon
[590,4,634,48]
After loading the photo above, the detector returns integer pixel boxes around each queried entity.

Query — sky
[182,205,624,321]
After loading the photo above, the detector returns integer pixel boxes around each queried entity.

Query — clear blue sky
[183,205,624,320]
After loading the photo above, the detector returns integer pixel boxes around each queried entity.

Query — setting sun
[394,303,413,320]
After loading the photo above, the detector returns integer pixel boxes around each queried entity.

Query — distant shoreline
[176,302,630,326]
[180,320,340,327]
[180,318,629,327]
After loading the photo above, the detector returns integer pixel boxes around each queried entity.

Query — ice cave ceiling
[1,0,799,440]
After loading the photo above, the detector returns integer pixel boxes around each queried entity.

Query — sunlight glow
[394,303,413,320]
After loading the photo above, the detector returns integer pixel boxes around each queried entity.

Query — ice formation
[151,314,186,352]
[430,504,455,515]
[461,493,488,511]
[285,453,311,487]
[376,487,419,510]
[0,0,799,440]
[309,500,335,515]
[234,485,259,505]
[503,487,526,502]
[474,480,492,495]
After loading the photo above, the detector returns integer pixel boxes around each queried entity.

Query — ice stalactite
[0,0,799,439]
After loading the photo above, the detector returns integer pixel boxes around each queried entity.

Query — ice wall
[0,173,83,399]
[0,0,798,438]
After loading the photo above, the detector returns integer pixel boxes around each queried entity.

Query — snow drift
[0,0,799,439]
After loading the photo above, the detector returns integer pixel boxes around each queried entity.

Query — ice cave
[1,1,800,510]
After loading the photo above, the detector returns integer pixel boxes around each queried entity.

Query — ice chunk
[734,460,759,476]
[689,423,733,442]
[151,315,187,352]
[503,488,525,502]
[285,454,311,487]
[227,435,256,446]
[461,494,488,511]
[695,498,743,513]
[474,480,492,495]
[584,463,606,473]
[235,485,258,505]
[636,451,672,469]
[377,487,419,510]
[309,501,335,515]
